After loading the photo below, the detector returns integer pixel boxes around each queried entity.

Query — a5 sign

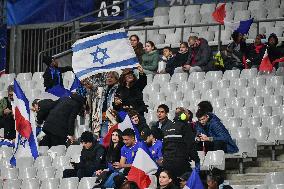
[96,0,124,17]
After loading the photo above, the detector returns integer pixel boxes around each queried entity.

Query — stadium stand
[1,0,284,188]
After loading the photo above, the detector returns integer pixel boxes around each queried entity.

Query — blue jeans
[103,172,120,188]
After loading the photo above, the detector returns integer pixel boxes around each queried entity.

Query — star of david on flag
[72,28,139,80]
[90,46,110,65]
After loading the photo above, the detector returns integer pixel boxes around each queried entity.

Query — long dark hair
[119,69,138,87]
[106,129,124,163]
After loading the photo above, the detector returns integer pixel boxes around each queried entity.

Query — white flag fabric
[72,28,139,80]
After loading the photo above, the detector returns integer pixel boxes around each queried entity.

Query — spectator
[39,93,85,147]
[128,109,149,137]
[163,107,200,179]
[0,85,15,140]
[166,42,189,75]
[222,31,246,70]
[181,36,213,73]
[177,172,191,189]
[63,131,106,179]
[207,168,233,189]
[158,170,179,189]
[141,41,159,74]
[103,128,142,188]
[267,33,284,64]
[195,109,238,153]
[42,56,73,90]
[95,129,124,186]
[129,34,144,64]
[158,46,174,74]
[115,67,147,117]
[152,104,173,140]
[31,99,57,125]
[246,34,266,68]
[141,127,163,164]
[197,101,213,113]
[94,71,119,138]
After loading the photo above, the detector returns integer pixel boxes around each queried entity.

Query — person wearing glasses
[181,36,214,73]
[0,85,16,140]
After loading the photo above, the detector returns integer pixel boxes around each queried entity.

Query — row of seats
[0,177,101,189]
[128,0,284,47]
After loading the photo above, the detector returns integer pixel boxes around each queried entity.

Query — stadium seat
[37,167,56,179]
[230,185,246,189]
[17,72,32,81]
[223,69,240,79]
[59,177,79,189]
[251,9,267,20]
[19,167,37,179]
[264,95,283,107]
[248,0,265,11]
[21,178,40,189]
[3,179,21,189]
[188,72,205,81]
[249,77,266,87]
[240,68,258,79]
[212,98,226,109]
[212,79,230,89]
[52,156,71,168]
[274,127,284,141]
[0,146,13,158]
[219,88,237,98]
[232,1,248,11]
[78,177,97,189]
[171,73,188,83]
[200,3,216,15]
[49,145,66,156]
[205,71,223,81]
[256,86,274,97]
[177,82,195,92]
[16,157,34,169]
[235,138,257,158]
[184,4,200,17]
[259,22,275,34]
[164,33,181,47]
[40,178,60,189]
[195,80,212,92]
[246,96,264,107]
[153,74,171,83]
[243,116,261,128]
[238,87,256,98]
[184,90,201,101]
[0,158,12,169]
[66,145,82,158]
[153,7,169,17]
[267,8,284,19]
[202,89,219,100]
[231,78,248,89]
[234,10,251,21]
[258,106,273,117]
[38,146,49,156]
[226,117,242,128]
[149,92,166,103]
[252,127,270,143]
[235,127,250,139]
[265,0,281,8]
[203,150,225,170]
[34,156,52,168]
[1,167,19,179]
[265,172,284,184]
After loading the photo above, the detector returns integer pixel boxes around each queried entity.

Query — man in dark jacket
[195,109,238,154]
[152,104,173,140]
[31,99,58,125]
[39,93,85,147]
[182,36,213,73]
[63,131,106,179]
[162,108,200,180]
[42,56,73,91]
[128,109,149,138]
[0,85,15,140]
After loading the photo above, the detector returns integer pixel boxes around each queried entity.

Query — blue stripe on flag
[235,18,253,34]
[75,57,138,78]
[72,32,128,52]
[14,80,30,118]
[28,132,39,160]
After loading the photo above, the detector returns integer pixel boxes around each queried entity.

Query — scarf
[49,67,61,85]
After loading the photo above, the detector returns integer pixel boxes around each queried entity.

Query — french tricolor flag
[183,169,204,189]
[259,49,284,73]
[103,111,140,147]
[212,3,253,34]
[127,147,158,189]
[10,80,39,166]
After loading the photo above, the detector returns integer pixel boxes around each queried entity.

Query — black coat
[157,183,179,189]
[185,38,214,71]
[165,52,189,75]
[106,142,124,163]
[43,94,85,138]
[36,99,58,125]
[246,43,266,67]
[116,73,147,114]
[76,141,106,171]
[153,118,173,140]
[43,66,73,90]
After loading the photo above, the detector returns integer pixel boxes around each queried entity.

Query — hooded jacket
[43,94,85,138]
[195,113,239,153]
[141,50,159,71]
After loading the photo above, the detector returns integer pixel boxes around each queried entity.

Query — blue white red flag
[10,80,38,166]
[212,3,253,34]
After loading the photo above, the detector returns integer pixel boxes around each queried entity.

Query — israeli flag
[72,28,139,80]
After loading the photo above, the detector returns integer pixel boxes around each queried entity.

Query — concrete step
[226,173,266,181]
[245,166,284,173]
[228,179,263,185]
[257,160,284,168]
